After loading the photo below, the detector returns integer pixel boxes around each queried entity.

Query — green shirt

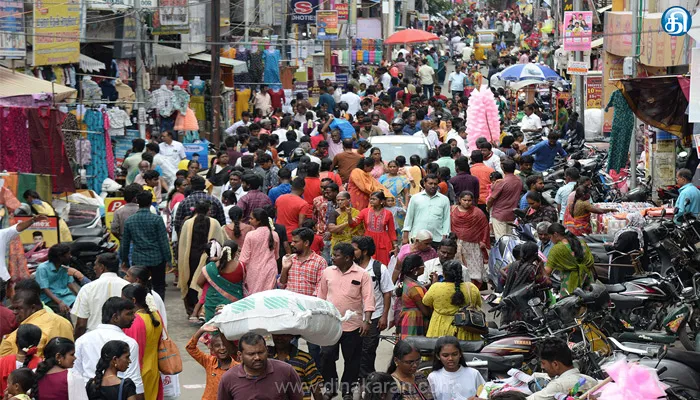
[120,208,172,266]
[403,191,451,240]
[435,156,457,177]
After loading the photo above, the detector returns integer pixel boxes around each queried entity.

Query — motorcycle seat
[617,331,677,345]
[582,234,609,243]
[70,237,103,252]
[404,336,484,353]
[70,227,105,238]
[462,353,524,373]
[664,349,700,372]
[610,293,645,309]
[605,283,626,293]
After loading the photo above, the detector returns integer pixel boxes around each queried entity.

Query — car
[366,135,430,161]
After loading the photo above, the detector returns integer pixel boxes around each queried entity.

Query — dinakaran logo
[662,6,691,36]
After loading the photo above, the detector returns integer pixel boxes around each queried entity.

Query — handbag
[158,322,183,375]
[452,285,488,335]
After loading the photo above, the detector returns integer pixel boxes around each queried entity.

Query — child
[6,368,35,400]
[186,327,238,400]
[0,324,41,393]
[384,196,406,238]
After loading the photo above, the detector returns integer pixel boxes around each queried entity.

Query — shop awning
[591,38,604,48]
[189,53,249,73]
[0,67,77,102]
[79,54,106,73]
[153,44,189,67]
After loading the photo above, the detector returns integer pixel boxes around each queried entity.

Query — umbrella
[385,29,440,45]
[498,63,563,82]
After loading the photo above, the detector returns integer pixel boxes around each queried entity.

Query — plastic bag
[161,373,181,399]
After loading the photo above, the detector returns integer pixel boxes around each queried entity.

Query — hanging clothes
[0,107,32,173]
[100,80,119,101]
[27,107,75,192]
[149,86,175,117]
[115,80,136,114]
[174,108,199,131]
[189,78,205,95]
[249,51,264,85]
[75,138,92,166]
[172,86,190,114]
[606,90,635,173]
[61,113,80,164]
[235,88,252,121]
[84,110,109,192]
[234,49,252,84]
[263,49,281,84]
[107,107,132,136]
[81,79,103,105]
[190,96,206,120]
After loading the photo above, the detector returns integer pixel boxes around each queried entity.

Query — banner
[114,14,138,59]
[317,10,338,40]
[586,75,602,109]
[33,0,81,66]
[13,216,60,246]
[152,0,189,34]
[0,1,25,58]
[291,0,317,24]
[567,61,588,75]
[335,3,348,21]
[563,11,592,51]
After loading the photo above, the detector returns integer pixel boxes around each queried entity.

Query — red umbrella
[384,29,440,45]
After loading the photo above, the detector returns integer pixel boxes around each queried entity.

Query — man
[520,175,545,210]
[359,69,374,87]
[218,332,303,400]
[417,238,470,284]
[520,104,543,134]
[487,160,522,240]
[517,155,540,192]
[234,174,272,224]
[358,117,383,139]
[225,111,252,135]
[110,184,143,240]
[253,153,279,194]
[72,253,129,338]
[563,111,584,144]
[0,278,73,357]
[479,142,503,174]
[158,131,186,187]
[527,337,597,400]
[330,139,363,183]
[676,168,700,223]
[537,222,554,257]
[122,138,146,184]
[35,243,79,317]
[318,86,336,115]
[414,118,441,149]
[340,85,362,116]
[351,236,394,380]
[418,58,436,98]
[313,181,339,261]
[174,175,227,231]
[554,167,579,222]
[448,65,468,98]
[268,334,324,400]
[275,178,312,241]
[120,191,172,298]
[269,168,293,205]
[0,215,47,283]
[74,297,144,400]
[254,85,272,116]
[435,143,456,177]
[402,114,421,135]
[317,243,375,400]
[433,86,448,102]
[469,151,495,216]
[402,174,451,247]
[461,42,474,62]
[522,132,568,172]
[450,156,479,197]
[221,171,247,201]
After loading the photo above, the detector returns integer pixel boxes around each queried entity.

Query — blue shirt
[269,182,292,205]
[402,123,421,135]
[540,240,553,258]
[675,183,700,223]
[522,141,568,172]
[35,261,76,305]
[555,182,576,221]
[519,193,529,210]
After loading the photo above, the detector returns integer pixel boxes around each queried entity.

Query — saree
[331,208,363,249]
[347,168,391,210]
[123,311,164,400]
[451,205,490,276]
[563,200,592,236]
[546,241,595,295]
[379,174,410,206]
[177,216,225,299]
[201,262,244,321]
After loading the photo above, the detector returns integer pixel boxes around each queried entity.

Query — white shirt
[158,141,186,179]
[359,74,374,87]
[446,131,468,156]
[381,72,392,90]
[224,120,250,135]
[376,119,390,135]
[461,46,474,61]
[414,130,441,149]
[70,272,130,331]
[0,225,19,281]
[364,260,395,320]
[294,111,315,126]
[340,92,362,116]
[454,41,466,55]
[428,366,485,400]
[448,71,468,91]
[74,324,144,394]
[220,183,247,201]
[418,258,470,285]
[418,65,435,85]
[483,153,503,174]
[520,113,543,132]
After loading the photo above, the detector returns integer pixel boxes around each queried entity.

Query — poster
[335,3,348,21]
[316,10,338,40]
[13,216,60,246]
[586,75,602,109]
[152,0,189,34]
[563,11,592,51]
[320,72,336,82]
[291,0,317,24]
[0,1,25,58]
[181,0,206,54]
[113,130,141,166]
[33,0,81,66]
[104,197,126,242]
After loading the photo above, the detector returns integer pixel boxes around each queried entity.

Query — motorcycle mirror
[678,151,688,159]
[527,298,542,307]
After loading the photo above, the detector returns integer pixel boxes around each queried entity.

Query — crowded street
[1,1,700,400]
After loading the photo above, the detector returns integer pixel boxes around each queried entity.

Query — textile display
[190,96,206,120]
[61,113,80,164]
[606,90,635,173]
[174,108,199,131]
[249,51,264,84]
[27,108,75,192]
[263,49,281,84]
[84,110,109,193]
[74,139,92,166]
[172,86,190,114]
[0,107,32,173]
[619,77,688,137]
[235,89,251,121]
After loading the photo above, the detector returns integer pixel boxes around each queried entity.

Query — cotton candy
[597,359,667,400]
[466,88,501,150]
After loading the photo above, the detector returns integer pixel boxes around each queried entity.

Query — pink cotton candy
[466,88,501,151]
[598,359,667,400]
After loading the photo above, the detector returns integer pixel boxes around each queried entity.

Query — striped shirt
[268,346,323,400]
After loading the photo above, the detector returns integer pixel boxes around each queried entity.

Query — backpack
[372,259,382,290]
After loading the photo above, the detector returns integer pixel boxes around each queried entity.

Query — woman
[362,372,398,400]
[239,208,280,295]
[206,152,234,198]
[608,212,646,283]
[564,186,616,236]
[34,337,88,400]
[395,254,432,339]
[121,284,163,400]
[500,242,548,324]
[178,201,225,315]
[86,340,138,400]
[450,191,490,286]
[0,324,41,393]
[22,190,72,241]
[369,148,387,179]
[166,178,187,211]
[348,157,391,211]
[125,266,167,328]
[348,192,397,265]
[428,336,485,400]
[379,160,411,207]
[196,240,244,321]
[546,223,595,295]
[386,340,434,400]
[327,191,364,250]
[393,230,438,283]
[407,155,424,196]
[221,190,237,224]
[223,206,254,247]
[524,192,558,224]
[422,260,482,340]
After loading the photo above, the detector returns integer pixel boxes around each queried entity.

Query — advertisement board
[0,1,25,58]
[152,0,189,34]
[13,216,60,246]
[586,75,603,109]
[563,11,593,51]
[33,0,81,66]
[291,0,317,24]
[316,10,338,40]
[104,197,126,242]
[335,3,348,21]
[567,61,588,75]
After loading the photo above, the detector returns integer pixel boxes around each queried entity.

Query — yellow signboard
[33,0,81,66]
[104,197,126,243]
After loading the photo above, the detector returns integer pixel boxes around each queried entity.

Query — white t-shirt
[428,366,485,400]
[70,272,130,331]
[418,258,469,285]
[520,114,543,132]
[413,130,441,149]
[448,72,468,91]
[340,92,362,116]
[158,141,186,176]
[0,225,20,281]
[418,65,435,85]
[462,46,474,61]
[364,261,395,320]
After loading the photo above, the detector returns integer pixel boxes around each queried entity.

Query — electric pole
[211,0,222,146]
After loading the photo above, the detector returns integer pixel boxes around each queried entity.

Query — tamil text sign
[33,0,81,66]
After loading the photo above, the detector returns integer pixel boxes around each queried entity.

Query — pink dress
[239,226,280,294]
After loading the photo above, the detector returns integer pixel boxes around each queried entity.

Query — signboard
[661,6,691,36]
[320,72,336,82]
[690,48,700,123]
[104,197,126,242]
[184,143,209,169]
[335,3,348,21]
[316,10,338,40]
[291,0,317,24]
[567,61,588,75]
[563,11,593,51]
[152,0,189,34]
[586,75,602,109]
[114,14,138,59]
[13,216,60,246]
[336,73,348,88]
[33,0,81,66]
[113,130,141,166]
[0,1,25,58]
[418,13,429,21]
[293,80,308,100]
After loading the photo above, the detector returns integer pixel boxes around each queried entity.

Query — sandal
[188,316,203,325]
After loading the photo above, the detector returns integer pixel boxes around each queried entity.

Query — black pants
[319,329,363,396]
[148,262,166,300]
[359,318,381,379]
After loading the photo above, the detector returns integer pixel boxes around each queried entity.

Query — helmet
[391,118,405,126]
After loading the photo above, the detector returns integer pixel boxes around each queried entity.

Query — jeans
[359,318,381,379]
[422,84,434,98]
[319,329,363,396]
[148,261,167,300]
